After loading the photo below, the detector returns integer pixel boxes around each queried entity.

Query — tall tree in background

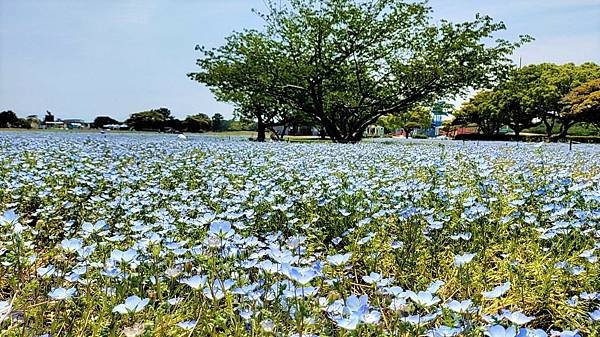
[501,63,600,138]
[561,78,600,129]
[0,110,19,128]
[192,0,529,142]
[211,113,226,132]
[125,108,174,131]
[378,106,431,138]
[93,116,120,128]
[454,91,503,136]
[183,113,212,132]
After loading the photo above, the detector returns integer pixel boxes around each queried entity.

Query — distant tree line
[122,108,255,132]
[1,108,255,133]
[452,63,600,140]
[0,110,39,129]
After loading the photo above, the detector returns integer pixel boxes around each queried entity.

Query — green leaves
[456,63,600,139]
[191,0,525,142]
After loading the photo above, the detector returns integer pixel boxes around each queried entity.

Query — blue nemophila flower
[81,220,106,235]
[389,298,408,311]
[503,310,535,325]
[1,300,12,322]
[590,308,600,321]
[566,296,578,306]
[287,266,318,285]
[486,325,517,337]
[407,290,440,307]
[61,238,83,253]
[48,287,76,300]
[450,232,472,241]
[327,294,379,330]
[208,220,235,238]
[167,297,184,305]
[482,282,511,299]
[179,275,208,290]
[579,291,598,300]
[37,264,57,278]
[362,272,393,287]
[426,325,464,337]
[110,248,138,264]
[0,209,19,224]
[177,320,197,330]
[357,232,375,245]
[454,253,476,267]
[238,308,253,320]
[390,241,404,249]
[445,299,473,313]
[326,253,352,266]
[112,295,149,314]
[517,328,548,337]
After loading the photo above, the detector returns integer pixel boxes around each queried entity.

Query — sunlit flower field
[1,132,599,337]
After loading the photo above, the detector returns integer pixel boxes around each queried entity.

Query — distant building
[63,119,91,129]
[103,124,129,130]
[272,125,320,136]
[26,115,41,129]
[43,121,65,129]
[364,125,385,138]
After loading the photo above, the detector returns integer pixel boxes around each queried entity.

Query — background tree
[192,0,529,142]
[376,114,403,133]
[495,89,537,138]
[125,108,174,131]
[454,91,503,136]
[211,113,226,132]
[183,113,212,132]
[0,110,19,128]
[561,78,600,129]
[93,116,120,128]
[400,106,432,138]
[502,63,600,139]
[377,106,431,137]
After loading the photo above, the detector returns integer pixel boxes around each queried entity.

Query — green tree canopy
[379,106,432,138]
[183,113,212,132]
[501,63,600,138]
[454,90,503,136]
[125,108,173,131]
[93,116,120,128]
[561,78,600,128]
[190,32,304,141]
[0,110,19,128]
[211,113,226,132]
[191,0,529,142]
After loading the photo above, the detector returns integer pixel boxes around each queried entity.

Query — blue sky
[1,0,599,121]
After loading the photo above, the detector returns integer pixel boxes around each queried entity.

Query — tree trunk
[542,117,555,138]
[256,117,266,142]
[550,120,574,142]
[319,127,326,140]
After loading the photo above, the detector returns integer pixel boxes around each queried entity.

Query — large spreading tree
[561,78,600,129]
[191,0,528,143]
[454,91,504,136]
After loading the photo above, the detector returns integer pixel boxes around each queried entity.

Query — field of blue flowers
[0,132,599,337]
